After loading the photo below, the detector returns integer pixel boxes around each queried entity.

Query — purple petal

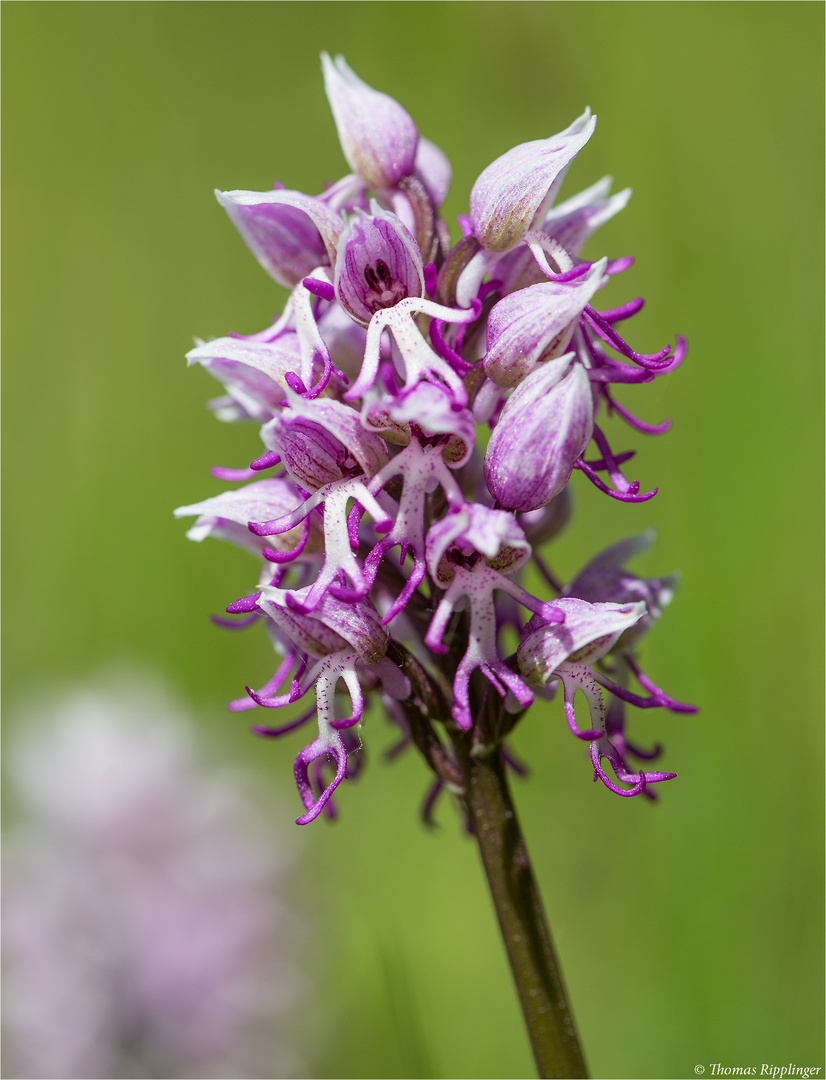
[425,506,531,582]
[216,188,342,288]
[259,586,389,664]
[186,334,305,422]
[517,597,645,684]
[261,393,389,491]
[334,206,424,327]
[388,382,476,467]
[294,733,348,825]
[174,478,315,557]
[541,176,631,257]
[415,136,451,207]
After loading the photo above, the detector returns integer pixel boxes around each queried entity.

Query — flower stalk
[453,727,589,1079]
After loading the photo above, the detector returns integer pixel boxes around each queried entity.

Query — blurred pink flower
[3,675,304,1079]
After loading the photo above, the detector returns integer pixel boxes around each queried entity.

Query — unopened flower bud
[322,53,418,190]
[484,355,593,511]
[484,261,607,387]
[469,110,596,252]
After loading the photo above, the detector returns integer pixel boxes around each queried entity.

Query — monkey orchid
[177,54,694,1079]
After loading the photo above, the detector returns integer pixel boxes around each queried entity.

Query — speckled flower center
[363,259,409,312]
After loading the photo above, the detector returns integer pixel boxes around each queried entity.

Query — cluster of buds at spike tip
[176,55,695,823]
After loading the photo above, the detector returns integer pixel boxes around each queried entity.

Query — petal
[565,532,678,647]
[517,597,645,684]
[257,593,351,659]
[388,382,476,467]
[541,175,632,257]
[259,586,389,663]
[174,477,318,557]
[294,731,348,825]
[415,136,451,207]
[494,177,631,293]
[424,505,530,580]
[260,412,346,491]
[424,509,470,583]
[281,390,390,479]
[334,205,424,327]
[176,477,299,527]
[216,188,343,288]
[186,334,304,422]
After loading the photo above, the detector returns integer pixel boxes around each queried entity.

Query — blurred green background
[3,2,823,1078]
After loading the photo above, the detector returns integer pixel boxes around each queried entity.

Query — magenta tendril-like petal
[605,390,672,435]
[429,309,484,376]
[575,458,658,503]
[210,611,261,630]
[226,592,263,614]
[625,738,665,762]
[605,256,634,275]
[294,735,348,825]
[261,515,311,563]
[211,464,259,482]
[580,448,636,471]
[622,652,698,714]
[598,296,645,323]
[589,424,645,496]
[591,738,676,797]
[250,450,282,472]
[228,650,299,712]
[590,670,677,711]
[582,305,673,369]
[302,277,336,302]
[252,704,317,738]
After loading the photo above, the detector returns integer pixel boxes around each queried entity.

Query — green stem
[454,737,589,1079]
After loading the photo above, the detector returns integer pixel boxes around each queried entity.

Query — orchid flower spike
[178,54,691,825]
